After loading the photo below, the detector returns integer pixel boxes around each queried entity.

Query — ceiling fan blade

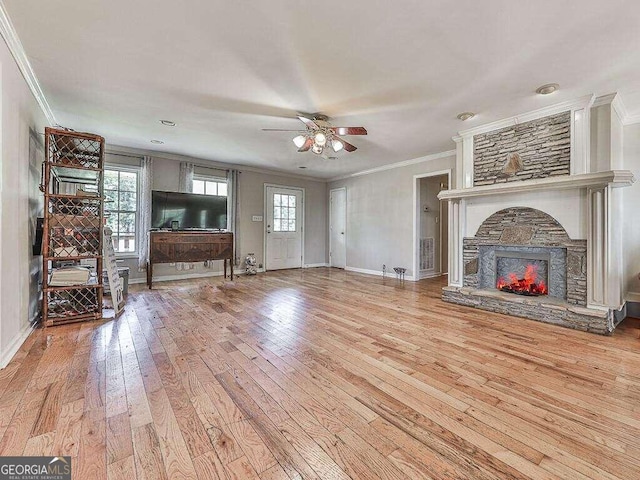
[261,129,305,132]
[297,115,320,130]
[330,126,368,136]
[334,135,358,152]
[298,137,314,152]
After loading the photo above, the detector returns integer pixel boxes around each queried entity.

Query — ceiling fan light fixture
[292,135,307,148]
[332,138,344,152]
[314,132,327,146]
[312,144,323,155]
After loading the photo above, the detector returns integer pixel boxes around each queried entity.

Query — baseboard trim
[128,268,267,285]
[304,263,329,268]
[419,270,444,280]
[345,266,416,282]
[0,323,35,369]
[626,291,640,302]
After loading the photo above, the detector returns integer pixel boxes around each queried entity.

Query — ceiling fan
[262,114,367,157]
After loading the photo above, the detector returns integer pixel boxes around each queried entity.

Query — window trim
[192,174,228,196]
[104,164,141,258]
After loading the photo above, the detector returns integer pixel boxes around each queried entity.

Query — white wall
[108,151,328,282]
[0,39,48,367]
[328,154,455,278]
[623,123,640,301]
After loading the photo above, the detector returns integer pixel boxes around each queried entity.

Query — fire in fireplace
[497,264,548,296]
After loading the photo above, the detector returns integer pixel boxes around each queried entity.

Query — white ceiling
[5,0,640,178]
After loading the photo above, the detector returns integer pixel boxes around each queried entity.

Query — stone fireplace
[439,94,635,334]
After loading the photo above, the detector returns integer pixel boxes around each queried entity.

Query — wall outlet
[258,263,263,269]
[252,215,263,222]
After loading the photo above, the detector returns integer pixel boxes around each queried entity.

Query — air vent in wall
[420,237,435,270]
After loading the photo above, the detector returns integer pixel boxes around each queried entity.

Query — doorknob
[267,224,271,234]
[341,232,344,235]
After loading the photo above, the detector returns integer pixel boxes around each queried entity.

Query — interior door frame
[412,169,452,281]
[329,187,347,268]
[263,184,305,271]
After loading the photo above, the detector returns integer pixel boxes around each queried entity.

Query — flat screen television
[151,190,227,230]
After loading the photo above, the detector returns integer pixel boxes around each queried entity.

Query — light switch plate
[252,215,263,222]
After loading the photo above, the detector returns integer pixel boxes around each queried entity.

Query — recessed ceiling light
[298,166,307,169]
[160,120,176,126]
[536,83,559,95]
[150,139,164,144]
[457,112,475,121]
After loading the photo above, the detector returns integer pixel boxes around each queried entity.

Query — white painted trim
[456,94,595,139]
[0,323,34,369]
[438,170,635,200]
[626,292,640,303]
[0,2,55,125]
[594,92,640,126]
[419,271,445,280]
[329,150,456,182]
[107,145,327,183]
[412,169,452,283]
[329,187,347,268]
[624,113,640,125]
[303,263,329,268]
[345,266,416,281]
[131,268,266,285]
[592,93,618,108]
[263,184,305,271]
[149,271,225,282]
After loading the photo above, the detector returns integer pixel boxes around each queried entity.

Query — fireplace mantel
[442,94,635,332]
[438,170,635,201]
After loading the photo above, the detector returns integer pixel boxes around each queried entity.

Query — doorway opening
[413,171,450,280]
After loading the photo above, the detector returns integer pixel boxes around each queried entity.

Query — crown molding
[457,94,595,139]
[329,149,456,182]
[106,144,327,183]
[0,2,55,125]
[581,92,640,126]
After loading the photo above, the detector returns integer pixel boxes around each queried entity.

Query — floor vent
[420,237,435,270]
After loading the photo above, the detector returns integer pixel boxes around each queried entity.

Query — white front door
[330,188,346,268]
[265,186,303,270]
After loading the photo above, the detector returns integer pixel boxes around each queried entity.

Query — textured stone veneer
[473,111,571,186]
[443,206,603,333]
[463,207,587,306]
[442,287,614,335]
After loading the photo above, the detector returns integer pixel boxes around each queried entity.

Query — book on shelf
[76,188,99,197]
[49,266,97,287]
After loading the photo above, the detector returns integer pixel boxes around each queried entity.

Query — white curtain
[178,162,194,193]
[138,156,153,270]
[227,169,240,265]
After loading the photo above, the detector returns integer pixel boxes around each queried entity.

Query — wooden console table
[147,231,233,288]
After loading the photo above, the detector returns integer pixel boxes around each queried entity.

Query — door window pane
[273,194,296,232]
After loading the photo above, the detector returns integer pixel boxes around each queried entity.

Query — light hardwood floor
[1,268,639,479]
